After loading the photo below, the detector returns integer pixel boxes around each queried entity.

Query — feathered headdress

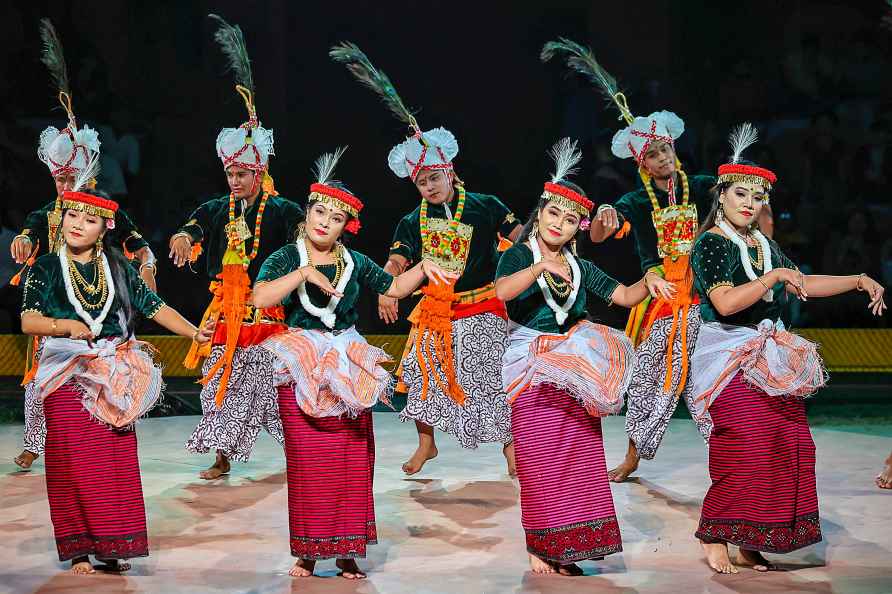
[541,138,593,217]
[717,122,776,191]
[330,41,458,181]
[210,14,274,177]
[542,38,686,167]
[308,146,364,234]
[60,144,117,224]
[541,38,633,125]
[36,19,101,178]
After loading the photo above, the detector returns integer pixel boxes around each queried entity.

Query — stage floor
[1,415,890,594]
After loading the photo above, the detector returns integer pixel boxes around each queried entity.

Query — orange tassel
[183,281,223,369]
[414,279,466,406]
[21,336,40,386]
[10,240,40,287]
[189,241,203,263]
[614,220,632,239]
[497,234,514,252]
[199,256,252,408]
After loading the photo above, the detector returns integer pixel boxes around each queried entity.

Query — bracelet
[170,232,193,246]
[757,276,771,292]
[191,328,200,342]
[856,273,866,291]
[528,264,537,283]
[51,318,58,336]
[139,262,157,276]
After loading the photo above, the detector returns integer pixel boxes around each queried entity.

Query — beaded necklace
[226,191,270,265]
[419,185,466,262]
[642,167,693,255]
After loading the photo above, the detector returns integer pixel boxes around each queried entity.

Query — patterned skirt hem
[525,517,623,564]
[56,531,149,562]
[397,409,511,448]
[184,436,251,463]
[695,512,822,553]
[289,536,375,560]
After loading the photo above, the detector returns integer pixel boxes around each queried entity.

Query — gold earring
[96,236,104,256]
[529,221,539,242]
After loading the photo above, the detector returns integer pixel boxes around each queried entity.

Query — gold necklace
[70,256,102,295]
[543,254,572,298]
[67,258,108,311]
[306,242,345,287]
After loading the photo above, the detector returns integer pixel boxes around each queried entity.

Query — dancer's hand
[301,266,343,298]
[536,259,572,283]
[645,272,677,301]
[421,260,459,285]
[772,268,807,300]
[596,206,619,231]
[194,319,216,344]
[11,235,33,264]
[378,295,399,324]
[168,235,193,268]
[64,320,94,344]
[858,275,887,316]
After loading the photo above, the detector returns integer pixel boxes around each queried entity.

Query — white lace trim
[295,238,354,329]
[528,239,581,326]
[717,220,773,302]
[58,244,117,335]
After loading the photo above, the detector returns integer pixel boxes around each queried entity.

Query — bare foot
[701,541,738,574]
[336,558,367,579]
[737,549,775,572]
[607,455,639,483]
[71,556,95,575]
[14,450,38,470]
[288,559,316,577]
[95,558,131,572]
[556,562,584,576]
[199,452,230,480]
[402,443,438,475]
[503,442,517,477]
[876,456,892,489]
[528,553,557,574]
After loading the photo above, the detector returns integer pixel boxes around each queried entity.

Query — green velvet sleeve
[20,200,56,244]
[256,245,300,306]
[578,258,620,303]
[389,215,420,263]
[115,208,150,254]
[495,243,532,279]
[21,258,52,316]
[353,251,394,295]
[482,194,519,238]
[692,233,734,294]
[611,191,638,232]
[691,174,718,214]
[177,200,215,245]
[124,263,164,318]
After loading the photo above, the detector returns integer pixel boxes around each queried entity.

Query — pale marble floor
[0,415,890,594]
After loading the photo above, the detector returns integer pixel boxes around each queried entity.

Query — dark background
[2,0,891,334]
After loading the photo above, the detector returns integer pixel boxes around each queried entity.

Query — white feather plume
[313,146,348,185]
[728,122,758,164]
[549,137,582,183]
[72,146,100,192]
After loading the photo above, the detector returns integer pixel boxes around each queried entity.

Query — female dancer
[689,125,886,573]
[495,139,669,574]
[252,149,455,579]
[21,180,212,574]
